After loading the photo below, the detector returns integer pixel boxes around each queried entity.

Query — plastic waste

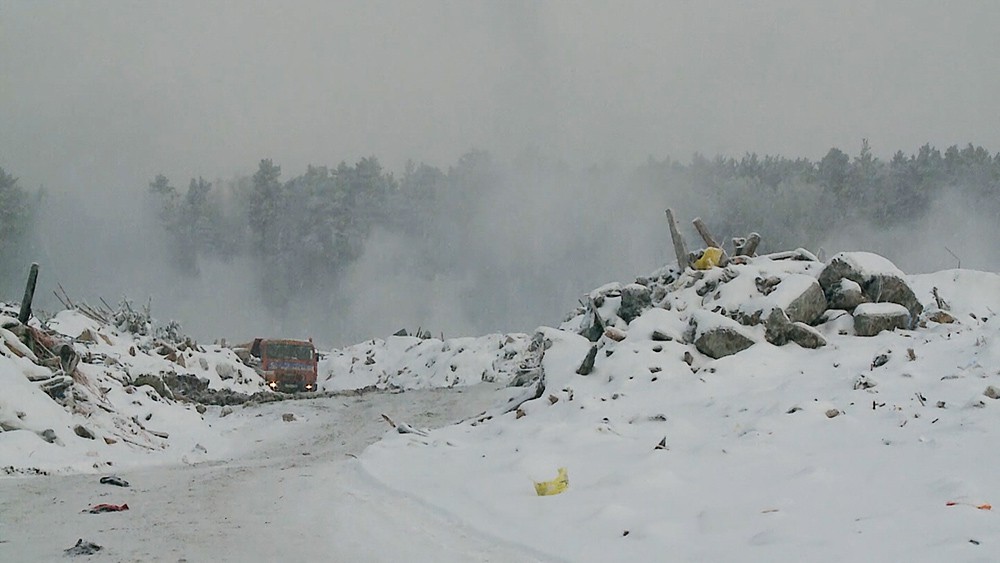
[693,247,724,270]
[533,467,569,496]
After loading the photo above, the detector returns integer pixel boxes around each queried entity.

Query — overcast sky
[2,1,1000,345]
[3,1,999,198]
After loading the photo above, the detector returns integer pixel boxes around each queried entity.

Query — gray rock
[195,404,208,414]
[864,275,923,325]
[73,424,95,440]
[765,308,826,348]
[827,278,867,310]
[220,406,234,417]
[282,413,296,422]
[985,386,1000,400]
[818,252,922,326]
[694,327,756,359]
[39,429,58,443]
[618,284,652,324]
[853,303,911,336]
[691,311,756,359]
[784,279,828,325]
[651,330,673,342]
[786,322,827,349]
[576,345,599,375]
[764,308,794,346]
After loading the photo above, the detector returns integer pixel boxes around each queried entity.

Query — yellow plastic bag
[533,467,569,496]
[693,247,723,270]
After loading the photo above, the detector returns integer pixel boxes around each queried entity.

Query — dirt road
[0,386,550,562]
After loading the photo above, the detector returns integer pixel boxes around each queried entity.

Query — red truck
[248,338,319,392]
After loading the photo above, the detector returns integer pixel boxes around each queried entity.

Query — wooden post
[737,232,761,257]
[17,263,39,324]
[691,217,720,248]
[664,209,689,269]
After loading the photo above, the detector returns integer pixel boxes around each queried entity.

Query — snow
[854,302,910,317]
[833,251,907,279]
[3,252,1000,561]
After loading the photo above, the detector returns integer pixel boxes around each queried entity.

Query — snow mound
[320,333,534,391]
[362,251,1000,562]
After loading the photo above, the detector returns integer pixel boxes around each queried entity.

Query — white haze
[3,2,1000,346]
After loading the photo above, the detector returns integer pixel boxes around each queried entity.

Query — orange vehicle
[249,338,319,392]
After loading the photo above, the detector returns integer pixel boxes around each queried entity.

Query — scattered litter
[64,539,102,556]
[761,508,780,514]
[534,467,569,496]
[946,501,991,510]
[84,503,129,514]
[99,475,129,487]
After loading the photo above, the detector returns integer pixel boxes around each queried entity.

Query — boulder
[786,322,827,349]
[765,308,793,345]
[784,279,828,325]
[618,284,652,324]
[865,275,923,325]
[853,303,910,336]
[691,311,756,359]
[818,252,922,326]
[765,308,827,348]
[695,328,755,359]
[827,278,866,310]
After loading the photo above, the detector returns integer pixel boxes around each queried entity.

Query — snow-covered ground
[0,386,547,562]
[3,251,1000,561]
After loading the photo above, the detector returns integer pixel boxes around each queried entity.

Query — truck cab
[249,338,319,392]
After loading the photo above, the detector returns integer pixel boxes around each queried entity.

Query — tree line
[2,141,999,308]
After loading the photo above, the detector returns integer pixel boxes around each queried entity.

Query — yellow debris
[693,247,724,270]
[533,467,569,496]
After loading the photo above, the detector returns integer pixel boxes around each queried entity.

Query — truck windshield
[265,343,314,361]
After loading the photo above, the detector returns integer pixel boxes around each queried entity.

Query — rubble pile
[0,300,268,473]
[560,249,945,362]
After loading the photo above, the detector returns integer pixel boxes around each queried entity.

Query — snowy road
[0,386,551,562]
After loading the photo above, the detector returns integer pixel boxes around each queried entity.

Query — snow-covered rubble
[360,251,1000,562]
[319,332,535,391]
[0,305,267,474]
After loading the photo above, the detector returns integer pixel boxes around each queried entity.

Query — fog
[2,2,1000,347]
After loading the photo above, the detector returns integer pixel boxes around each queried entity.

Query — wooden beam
[664,209,689,269]
[17,263,39,324]
[691,217,720,248]
[737,232,761,257]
